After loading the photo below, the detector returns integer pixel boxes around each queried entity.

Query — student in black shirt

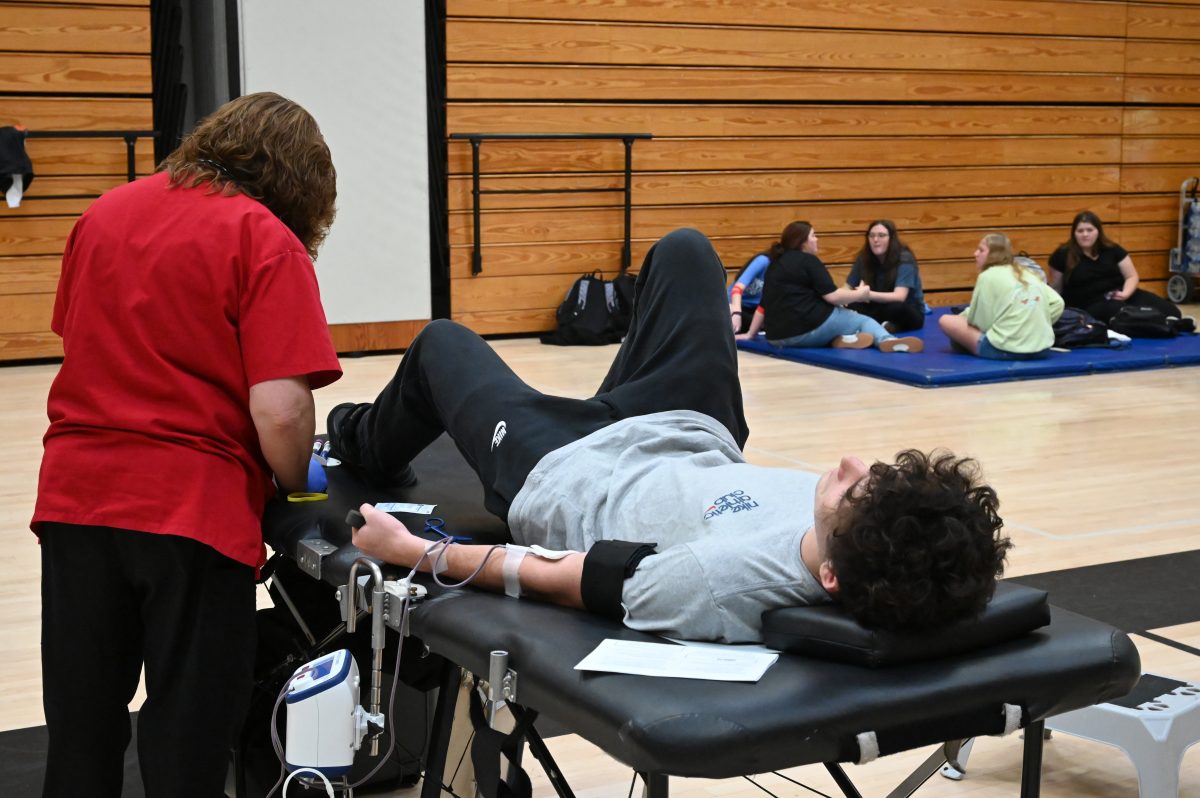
[1048,210,1181,323]
[737,221,923,353]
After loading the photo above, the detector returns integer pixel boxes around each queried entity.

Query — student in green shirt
[940,233,1064,360]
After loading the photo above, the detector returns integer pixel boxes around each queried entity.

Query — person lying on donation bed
[845,219,926,333]
[736,221,924,353]
[330,227,1011,644]
[940,233,1064,360]
[728,249,770,334]
[1048,210,1181,324]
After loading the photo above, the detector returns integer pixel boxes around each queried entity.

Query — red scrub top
[33,172,342,568]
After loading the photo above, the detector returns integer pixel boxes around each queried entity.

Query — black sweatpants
[40,523,256,798]
[355,227,748,520]
[846,300,926,332]
[1084,288,1182,325]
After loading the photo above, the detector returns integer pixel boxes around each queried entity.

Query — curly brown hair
[159,92,336,258]
[828,449,1012,632]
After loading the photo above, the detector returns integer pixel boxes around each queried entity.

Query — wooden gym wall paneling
[0,0,153,361]
[445,0,1200,336]
[1123,1,1200,299]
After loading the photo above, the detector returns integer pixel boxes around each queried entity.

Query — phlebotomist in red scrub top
[32,92,343,798]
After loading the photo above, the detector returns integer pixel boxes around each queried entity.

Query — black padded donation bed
[259,435,1141,798]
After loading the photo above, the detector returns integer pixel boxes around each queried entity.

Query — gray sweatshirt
[507,410,830,642]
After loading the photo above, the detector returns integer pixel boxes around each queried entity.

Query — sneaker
[881,321,897,334]
[831,333,874,349]
[880,336,924,353]
[326,402,370,464]
[326,402,418,489]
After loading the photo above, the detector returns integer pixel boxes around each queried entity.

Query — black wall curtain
[224,0,240,99]
[427,0,449,320]
[150,0,187,162]
[151,0,237,162]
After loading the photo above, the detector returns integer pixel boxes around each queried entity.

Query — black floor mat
[0,715,143,797]
[1010,549,1200,634]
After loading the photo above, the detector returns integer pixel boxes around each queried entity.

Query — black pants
[1085,289,1182,325]
[846,300,925,332]
[355,227,748,520]
[40,523,256,798]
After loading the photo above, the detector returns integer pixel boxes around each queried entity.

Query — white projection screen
[238,1,430,325]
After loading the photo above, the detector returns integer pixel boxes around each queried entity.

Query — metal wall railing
[449,133,652,275]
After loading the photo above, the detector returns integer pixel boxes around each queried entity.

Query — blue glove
[307,454,328,493]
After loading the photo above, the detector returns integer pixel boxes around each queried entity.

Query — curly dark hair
[159,92,337,258]
[826,449,1012,632]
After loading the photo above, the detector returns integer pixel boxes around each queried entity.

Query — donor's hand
[351,503,421,567]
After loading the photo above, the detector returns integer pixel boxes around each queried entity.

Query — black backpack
[540,271,635,346]
[1053,308,1112,349]
[1107,306,1177,339]
[609,272,636,335]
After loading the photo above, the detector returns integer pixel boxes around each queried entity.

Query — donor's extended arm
[351,503,586,609]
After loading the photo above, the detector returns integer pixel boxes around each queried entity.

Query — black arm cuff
[580,540,658,621]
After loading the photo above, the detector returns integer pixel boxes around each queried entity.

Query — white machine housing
[285,649,369,776]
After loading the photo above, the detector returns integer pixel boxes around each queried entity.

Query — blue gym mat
[736,308,1200,387]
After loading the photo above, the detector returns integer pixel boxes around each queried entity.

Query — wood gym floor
[1,320,1197,796]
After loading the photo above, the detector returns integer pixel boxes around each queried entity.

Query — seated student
[728,250,769,334]
[728,221,816,336]
[736,221,924,353]
[332,228,1010,643]
[844,220,926,333]
[1048,211,1181,324]
[939,233,1064,360]
[727,221,810,333]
